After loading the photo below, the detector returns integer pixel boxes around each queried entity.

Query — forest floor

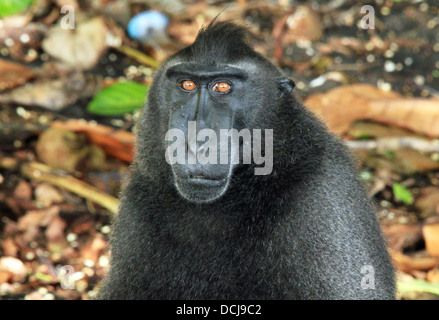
[1,0,439,299]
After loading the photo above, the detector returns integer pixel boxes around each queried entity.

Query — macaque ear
[277,77,295,96]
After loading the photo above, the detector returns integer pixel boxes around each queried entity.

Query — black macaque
[97,22,395,300]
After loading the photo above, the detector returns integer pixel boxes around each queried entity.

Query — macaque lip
[181,177,225,186]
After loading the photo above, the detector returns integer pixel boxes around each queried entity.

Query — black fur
[97,22,395,299]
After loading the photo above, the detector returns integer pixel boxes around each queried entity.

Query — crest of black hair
[174,21,260,65]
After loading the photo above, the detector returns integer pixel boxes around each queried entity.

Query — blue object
[127,10,170,42]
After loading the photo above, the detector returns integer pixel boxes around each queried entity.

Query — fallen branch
[116,45,160,68]
[0,158,118,214]
[346,137,439,153]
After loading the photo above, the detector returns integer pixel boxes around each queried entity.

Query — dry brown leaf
[273,6,323,44]
[0,270,13,284]
[13,180,32,201]
[426,268,439,283]
[390,250,439,273]
[71,217,95,235]
[0,18,44,62]
[415,187,439,217]
[305,84,439,137]
[1,237,19,257]
[51,120,134,162]
[422,224,439,258]
[81,235,108,264]
[45,215,67,242]
[42,16,111,70]
[0,257,27,283]
[34,183,64,208]
[168,20,200,45]
[0,59,35,92]
[355,148,439,174]
[35,183,64,208]
[383,224,422,252]
[36,128,105,171]
[17,206,59,232]
[0,72,98,111]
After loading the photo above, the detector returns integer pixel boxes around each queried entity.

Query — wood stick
[0,157,118,214]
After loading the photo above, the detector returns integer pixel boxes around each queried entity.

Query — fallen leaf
[383,224,422,252]
[305,84,439,137]
[0,257,27,282]
[273,5,323,44]
[0,0,34,17]
[42,16,112,70]
[426,268,439,284]
[422,224,439,258]
[0,270,13,284]
[14,180,32,201]
[36,128,105,171]
[0,72,99,111]
[0,59,35,91]
[17,206,60,243]
[393,183,414,205]
[81,235,107,264]
[87,82,149,116]
[348,121,415,139]
[34,183,64,208]
[45,215,67,242]
[168,20,200,45]
[415,188,439,217]
[391,250,439,273]
[51,120,134,162]
[1,236,19,257]
[355,148,439,174]
[318,37,364,56]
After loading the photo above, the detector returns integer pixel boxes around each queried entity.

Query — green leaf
[383,150,395,158]
[392,183,414,205]
[35,273,53,282]
[87,82,149,116]
[0,0,34,17]
[398,279,439,296]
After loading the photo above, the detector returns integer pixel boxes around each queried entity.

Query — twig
[0,159,119,214]
[346,137,439,153]
[116,45,160,68]
[21,162,118,214]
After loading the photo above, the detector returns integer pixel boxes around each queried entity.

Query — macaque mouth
[188,174,223,181]
[176,169,230,187]
[174,173,230,203]
[182,177,225,186]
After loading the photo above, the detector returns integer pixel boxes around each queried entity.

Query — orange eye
[212,82,231,93]
[180,80,196,91]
